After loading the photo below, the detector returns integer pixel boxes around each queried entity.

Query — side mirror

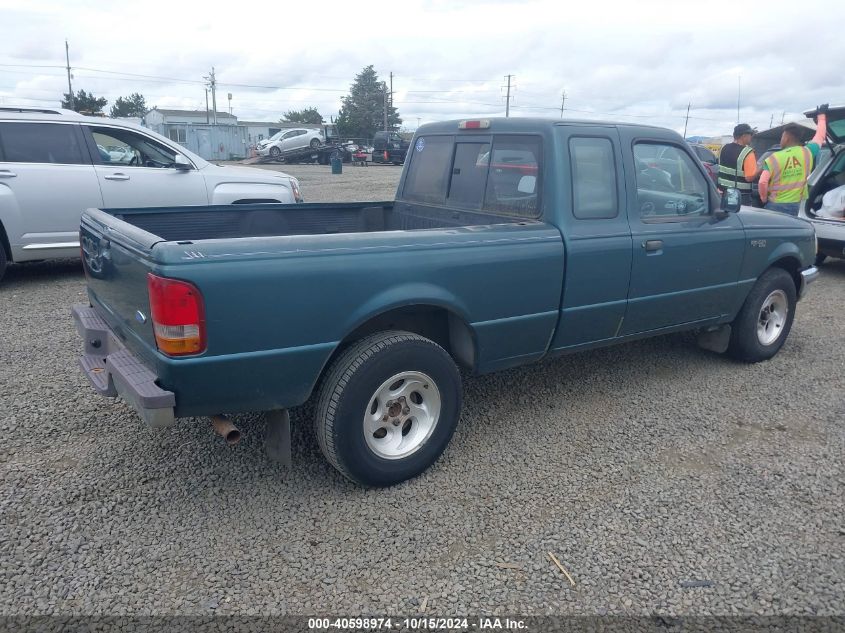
[173,154,192,170]
[721,187,741,213]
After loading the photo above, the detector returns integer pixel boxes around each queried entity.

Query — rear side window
[402,135,453,204]
[483,136,542,217]
[569,137,618,219]
[0,122,86,165]
[448,142,490,207]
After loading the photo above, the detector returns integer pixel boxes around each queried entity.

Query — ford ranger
[73,118,818,487]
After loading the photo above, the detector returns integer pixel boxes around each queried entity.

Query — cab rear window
[402,134,542,218]
[402,135,453,204]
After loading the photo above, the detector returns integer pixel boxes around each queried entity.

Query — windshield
[269,131,285,141]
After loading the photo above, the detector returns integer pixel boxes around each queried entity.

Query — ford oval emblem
[135,310,147,324]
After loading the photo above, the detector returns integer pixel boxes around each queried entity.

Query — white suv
[0,107,303,281]
[798,105,845,265]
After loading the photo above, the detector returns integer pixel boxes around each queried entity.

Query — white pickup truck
[0,106,302,281]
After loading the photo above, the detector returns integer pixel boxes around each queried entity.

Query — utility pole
[770,113,774,128]
[559,90,566,119]
[683,102,691,139]
[383,82,388,132]
[205,67,218,125]
[389,71,393,109]
[205,89,209,123]
[503,74,514,117]
[228,92,232,115]
[781,111,785,124]
[65,39,74,110]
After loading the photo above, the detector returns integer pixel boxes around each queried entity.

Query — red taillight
[384,150,389,161]
[147,273,206,356]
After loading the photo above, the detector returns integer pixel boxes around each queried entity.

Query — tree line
[60,65,402,140]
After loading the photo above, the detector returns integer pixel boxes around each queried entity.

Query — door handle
[104,172,130,181]
[0,169,16,178]
[643,239,663,252]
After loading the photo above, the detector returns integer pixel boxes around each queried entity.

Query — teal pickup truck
[74,118,818,487]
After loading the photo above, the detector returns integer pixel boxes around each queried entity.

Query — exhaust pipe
[211,415,241,445]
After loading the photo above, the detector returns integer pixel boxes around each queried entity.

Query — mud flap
[264,409,291,467]
[697,324,732,354]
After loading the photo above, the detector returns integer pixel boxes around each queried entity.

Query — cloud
[0,0,842,135]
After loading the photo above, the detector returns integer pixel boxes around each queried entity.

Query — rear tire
[0,243,7,282]
[315,331,462,487]
[727,268,796,362]
[310,138,320,149]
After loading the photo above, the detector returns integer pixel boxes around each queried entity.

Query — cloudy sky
[1,0,842,137]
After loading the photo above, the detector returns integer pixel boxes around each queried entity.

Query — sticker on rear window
[415,138,425,152]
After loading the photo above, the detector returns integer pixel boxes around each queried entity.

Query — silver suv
[0,106,302,281]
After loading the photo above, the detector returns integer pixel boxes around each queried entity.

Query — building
[143,108,246,161]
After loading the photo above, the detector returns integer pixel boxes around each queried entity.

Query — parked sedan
[256,128,324,158]
[688,142,719,184]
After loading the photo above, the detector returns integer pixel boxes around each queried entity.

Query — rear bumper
[798,265,819,300]
[72,305,175,428]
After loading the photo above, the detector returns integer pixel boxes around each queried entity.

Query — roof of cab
[417,116,673,136]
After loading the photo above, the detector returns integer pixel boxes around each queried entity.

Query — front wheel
[269,146,281,159]
[315,331,462,487]
[0,244,7,282]
[727,268,797,362]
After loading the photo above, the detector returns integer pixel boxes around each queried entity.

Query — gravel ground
[1,165,843,618]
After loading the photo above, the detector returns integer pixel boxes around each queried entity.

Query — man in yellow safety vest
[759,104,829,216]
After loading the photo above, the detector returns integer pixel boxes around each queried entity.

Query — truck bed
[109,201,525,242]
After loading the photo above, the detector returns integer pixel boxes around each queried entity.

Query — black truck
[372,131,410,164]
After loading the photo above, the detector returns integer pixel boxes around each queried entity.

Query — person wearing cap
[758,104,829,216]
[718,123,758,205]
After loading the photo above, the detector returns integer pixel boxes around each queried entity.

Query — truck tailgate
[80,208,162,368]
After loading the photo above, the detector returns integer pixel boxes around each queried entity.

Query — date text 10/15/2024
[308,617,528,630]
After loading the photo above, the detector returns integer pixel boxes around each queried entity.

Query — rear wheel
[310,138,320,149]
[0,243,7,282]
[728,268,796,362]
[315,331,462,487]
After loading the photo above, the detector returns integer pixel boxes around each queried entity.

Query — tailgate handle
[104,172,130,181]
[0,169,16,178]
[643,239,663,252]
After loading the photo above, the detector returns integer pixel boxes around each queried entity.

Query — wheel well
[327,305,476,372]
[0,220,11,262]
[770,257,801,291]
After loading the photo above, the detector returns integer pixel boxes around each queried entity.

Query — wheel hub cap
[364,371,441,460]
[757,289,788,346]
